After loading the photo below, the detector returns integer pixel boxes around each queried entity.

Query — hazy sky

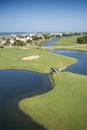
[0,0,87,32]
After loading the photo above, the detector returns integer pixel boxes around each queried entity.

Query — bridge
[50,66,61,74]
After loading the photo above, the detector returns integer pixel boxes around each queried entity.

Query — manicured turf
[54,35,87,46]
[52,35,87,52]
[19,72,87,130]
[0,47,75,73]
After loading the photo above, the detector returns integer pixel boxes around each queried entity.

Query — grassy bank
[47,35,87,52]
[19,72,87,130]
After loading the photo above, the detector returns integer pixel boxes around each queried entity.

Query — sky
[0,0,87,32]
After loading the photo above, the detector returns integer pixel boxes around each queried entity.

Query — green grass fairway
[19,72,87,130]
[54,36,82,46]
[0,47,75,73]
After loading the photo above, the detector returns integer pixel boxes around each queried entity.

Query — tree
[14,40,25,46]
[77,35,87,44]
[32,36,39,41]
[27,39,32,43]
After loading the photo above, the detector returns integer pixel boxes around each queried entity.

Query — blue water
[50,50,87,76]
[0,32,44,35]
[0,70,52,130]
[42,38,59,46]
[0,32,27,35]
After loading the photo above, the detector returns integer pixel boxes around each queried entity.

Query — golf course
[19,36,87,130]
[0,35,87,130]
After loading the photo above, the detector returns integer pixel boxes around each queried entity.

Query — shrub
[0,45,4,48]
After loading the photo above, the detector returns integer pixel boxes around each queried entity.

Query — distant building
[16,35,32,42]
[26,36,32,41]
[11,34,16,39]
[38,34,45,40]
[10,39,15,45]
[16,36,26,42]
[0,39,6,45]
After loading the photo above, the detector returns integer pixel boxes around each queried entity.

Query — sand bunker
[20,47,29,49]
[22,55,40,60]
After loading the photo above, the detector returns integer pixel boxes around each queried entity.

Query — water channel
[43,37,87,75]
[50,50,87,76]
[42,38,59,46]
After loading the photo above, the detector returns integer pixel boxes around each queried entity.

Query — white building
[16,36,26,42]
[16,35,32,42]
[10,39,15,45]
[0,39,6,45]
[26,36,32,41]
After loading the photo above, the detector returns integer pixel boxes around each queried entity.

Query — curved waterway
[42,38,59,46]
[42,37,87,75]
[50,50,87,76]
[0,70,52,130]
